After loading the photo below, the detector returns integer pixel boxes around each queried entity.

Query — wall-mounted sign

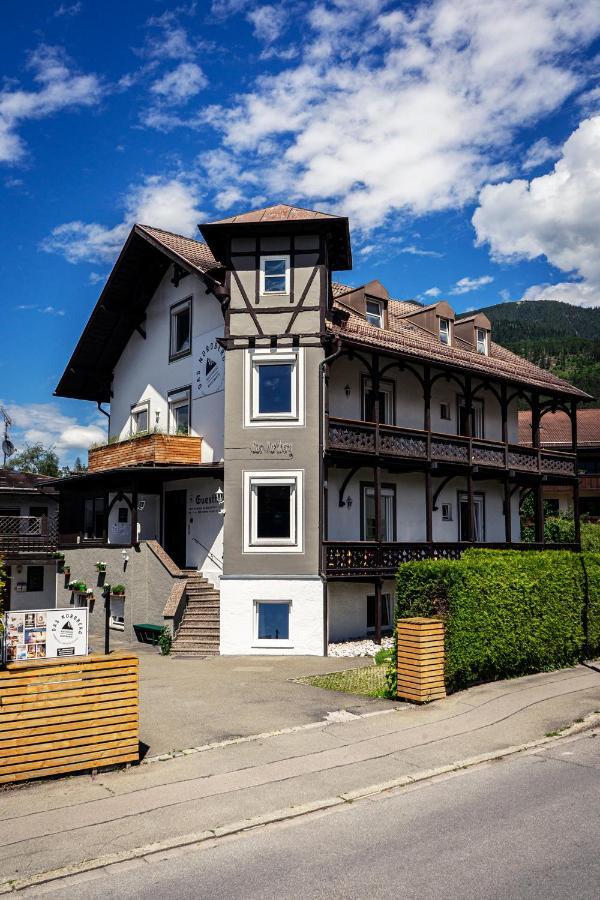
[192,327,225,399]
[250,440,294,458]
[188,492,222,515]
[3,608,88,662]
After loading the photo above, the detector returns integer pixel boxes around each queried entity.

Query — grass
[296,664,389,698]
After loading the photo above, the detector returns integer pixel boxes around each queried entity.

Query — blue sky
[2,0,600,465]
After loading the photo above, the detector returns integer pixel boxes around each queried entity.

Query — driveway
[138,650,393,756]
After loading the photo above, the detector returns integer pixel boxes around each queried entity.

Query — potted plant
[63,564,71,577]
[95,561,107,573]
[68,580,87,592]
[111,583,126,597]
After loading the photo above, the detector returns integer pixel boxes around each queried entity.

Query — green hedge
[394,549,600,693]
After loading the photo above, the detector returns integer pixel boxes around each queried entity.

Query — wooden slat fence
[0,652,139,784]
[397,618,446,703]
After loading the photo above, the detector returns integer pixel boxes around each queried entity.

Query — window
[440,402,451,421]
[110,597,125,631]
[244,471,303,552]
[84,497,106,540]
[458,397,484,439]
[367,594,391,632]
[170,298,192,359]
[476,328,488,355]
[439,317,451,345]
[26,566,44,592]
[441,503,453,521]
[246,350,303,425]
[255,601,291,642]
[361,484,396,542]
[362,377,395,425]
[131,401,149,435]
[29,506,48,519]
[458,492,485,542]
[118,507,129,524]
[365,299,383,328]
[169,387,191,435]
[260,256,289,295]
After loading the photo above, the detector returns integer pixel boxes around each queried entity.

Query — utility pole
[0,407,15,467]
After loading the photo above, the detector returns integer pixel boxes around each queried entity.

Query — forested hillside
[465,301,600,404]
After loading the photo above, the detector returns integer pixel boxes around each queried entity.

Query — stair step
[171,651,220,658]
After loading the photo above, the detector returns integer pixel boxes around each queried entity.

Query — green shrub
[395,549,600,692]
[158,627,172,656]
[111,584,126,595]
[582,522,600,552]
[374,647,392,666]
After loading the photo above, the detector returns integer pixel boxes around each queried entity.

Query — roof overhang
[46,463,224,491]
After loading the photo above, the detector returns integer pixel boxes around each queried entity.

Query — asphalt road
[27,731,600,900]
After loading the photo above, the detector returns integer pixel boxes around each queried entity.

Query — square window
[476,328,488,355]
[245,471,303,552]
[247,350,303,425]
[365,299,383,328]
[261,256,289,294]
[118,507,129,524]
[131,403,149,434]
[170,299,192,359]
[169,388,191,435]
[257,601,290,640]
[26,566,44,592]
[258,364,292,415]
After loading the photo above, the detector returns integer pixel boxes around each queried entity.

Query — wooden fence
[0,652,139,784]
[397,618,446,703]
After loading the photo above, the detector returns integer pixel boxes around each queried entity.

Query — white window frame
[361,377,395,425]
[243,470,303,553]
[365,299,383,328]
[458,396,484,439]
[458,492,485,542]
[439,317,451,345]
[244,348,304,427]
[440,402,451,421]
[476,328,488,355]
[130,400,150,435]
[170,298,192,360]
[253,599,293,649]
[260,255,290,296]
[441,502,453,521]
[361,485,396,542]
[109,597,125,631]
[168,387,191,435]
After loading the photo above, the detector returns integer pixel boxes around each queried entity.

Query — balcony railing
[0,516,58,555]
[88,433,202,472]
[327,417,576,477]
[323,540,580,576]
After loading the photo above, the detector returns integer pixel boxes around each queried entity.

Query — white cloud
[54,2,82,16]
[398,245,444,258]
[422,286,441,298]
[14,304,66,316]
[450,275,494,295]
[473,115,600,307]
[203,0,600,229]
[150,62,207,104]
[2,401,106,457]
[42,176,205,264]
[0,45,103,164]
[522,136,561,170]
[88,272,105,285]
[143,10,196,61]
[247,5,286,44]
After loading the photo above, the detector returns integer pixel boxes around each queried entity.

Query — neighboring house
[51,204,589,656]
[519,408,600,519]
[0,470,59,611]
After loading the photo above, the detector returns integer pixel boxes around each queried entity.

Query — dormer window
[260,256,289,295]
[439,317,451,345]
[476,328,488,355]
[365,299,383,328]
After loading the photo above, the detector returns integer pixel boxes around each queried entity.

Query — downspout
[319,339,343,656]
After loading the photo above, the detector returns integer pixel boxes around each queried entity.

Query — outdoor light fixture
[155,411,160,424]
[137,500,146,512]
[344,384,351,397]
[346,496,353,509]
[215,486,224,505]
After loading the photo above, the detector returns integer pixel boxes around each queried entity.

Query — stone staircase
[170,572,220,658]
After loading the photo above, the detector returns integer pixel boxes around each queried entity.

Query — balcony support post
[466,469,474,542]
[573,479,581,545]
[424,365,432,460]
[130,482,138,547]
[534,481,545,544]
[503,477,512,543]
[425,468,433,543]
[501,382,509,469]
[570,400,578,453]
[374,578,383,645]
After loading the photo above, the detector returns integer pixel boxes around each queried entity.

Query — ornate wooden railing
[323,540,580,576]
[0,515,58,555]
[327,418,576,477]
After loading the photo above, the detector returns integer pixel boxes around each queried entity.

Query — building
[519,408,600,519]
[51,204,589,656]
[0,470,59,611]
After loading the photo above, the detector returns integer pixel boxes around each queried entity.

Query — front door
[164,490,187,568]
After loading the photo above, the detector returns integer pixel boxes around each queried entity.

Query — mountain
[465,301,600,404]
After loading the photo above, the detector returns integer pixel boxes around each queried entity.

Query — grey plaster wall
[56,543,178,651]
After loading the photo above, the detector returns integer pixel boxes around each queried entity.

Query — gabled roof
[55,225,222,403]
[519,408,600,447]
[206,203,341,225]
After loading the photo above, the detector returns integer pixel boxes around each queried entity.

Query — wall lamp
[345,496,353,509]
[344,384,351,397]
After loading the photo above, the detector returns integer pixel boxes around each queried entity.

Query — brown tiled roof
[137,225,219,273]
[519,408,600,447]
[206,204,341,225]
[327,301,590,399]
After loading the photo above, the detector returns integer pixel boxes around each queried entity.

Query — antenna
[0,406,15,467]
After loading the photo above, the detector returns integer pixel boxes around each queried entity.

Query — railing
[323,540,580,576]
[327,418,576,477]
[0,515,58,554]
[88,433,202,472]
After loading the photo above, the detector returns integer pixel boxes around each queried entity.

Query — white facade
[4,562,58,611]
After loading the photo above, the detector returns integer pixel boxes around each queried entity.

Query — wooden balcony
[0,515,58,556]
[323,540,580,577]
[88,433,202,472]
[326,417,577,478]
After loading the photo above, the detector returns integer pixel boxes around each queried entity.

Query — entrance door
[164,490,187,568]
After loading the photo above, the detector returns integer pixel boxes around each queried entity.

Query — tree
[73,456,87,473]
[5,443,61,477]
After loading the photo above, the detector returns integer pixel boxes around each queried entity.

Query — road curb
[1,712,598,894]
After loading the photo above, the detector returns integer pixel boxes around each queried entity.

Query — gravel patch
[328,637,394,658]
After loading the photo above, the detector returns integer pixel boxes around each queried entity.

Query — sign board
[3,608,88,663]
[192,327,225,399]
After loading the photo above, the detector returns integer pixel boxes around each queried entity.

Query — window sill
[169,350,192,363]
[244,544,302,553]
[252,641,293,649]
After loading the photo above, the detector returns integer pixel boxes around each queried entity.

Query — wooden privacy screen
[397,618,446,703]
[0,652,139,784]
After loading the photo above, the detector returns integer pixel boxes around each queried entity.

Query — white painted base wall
[6,562,58,611]
[328,580,396,642]
[219,578,324,655]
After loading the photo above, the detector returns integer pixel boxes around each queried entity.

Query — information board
[3,608,88,662]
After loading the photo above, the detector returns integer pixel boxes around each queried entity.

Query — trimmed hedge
[394,549,600,693]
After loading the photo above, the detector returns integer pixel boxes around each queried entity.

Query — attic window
[439,317,451,346]
[476,328,488,355]
[365,299,383,328]
[260,256,289,295]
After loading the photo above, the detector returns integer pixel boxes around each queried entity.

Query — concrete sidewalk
[1,663,600,890]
